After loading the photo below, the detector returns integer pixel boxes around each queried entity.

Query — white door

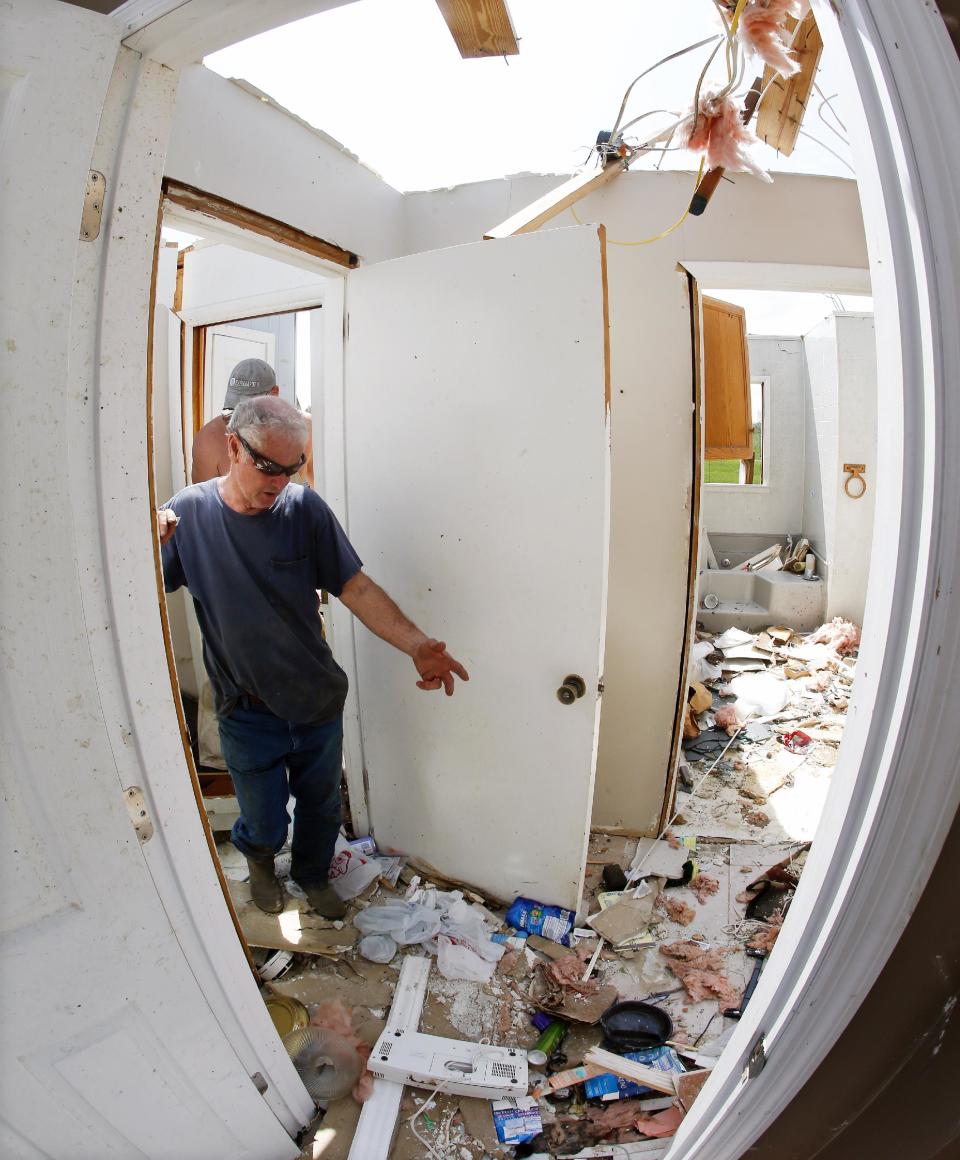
[344,226,610,909]
[204,323,276,421]
[0,4,305,1155]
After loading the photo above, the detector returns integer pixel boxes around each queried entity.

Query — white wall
[832,315,877,624]
[802,313,877,624]
[701,336,806,537]
[403,169,868,833]
[165,67,404,263]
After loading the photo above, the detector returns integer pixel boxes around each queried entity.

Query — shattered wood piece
[675,1069,711,1111]
[583,1047,678,1096]
[655,894,695,926]
[767,625,794,643]
[756,12,824,156]
[227,881,359,956]
[527,932,576,960]
[531,1062,606,1098]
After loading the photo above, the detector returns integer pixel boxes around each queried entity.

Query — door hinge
[81,170,106,241]
[343,312,350,341]
[123,785,154,844]
[746,1034,766,1079]
[251,1071,269,1096]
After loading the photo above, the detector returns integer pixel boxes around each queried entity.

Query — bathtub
[698,532,826,632]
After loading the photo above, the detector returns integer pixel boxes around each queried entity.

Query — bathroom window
[704,379,767,485]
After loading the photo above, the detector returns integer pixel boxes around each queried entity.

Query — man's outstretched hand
[412,639,469,696]
[157,508,179,546]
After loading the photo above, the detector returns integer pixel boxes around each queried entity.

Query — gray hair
[227,396,307,446]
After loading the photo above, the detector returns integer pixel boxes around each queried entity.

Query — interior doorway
[151,195,351,985]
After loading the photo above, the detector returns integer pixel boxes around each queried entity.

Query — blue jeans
[218,703,343,889]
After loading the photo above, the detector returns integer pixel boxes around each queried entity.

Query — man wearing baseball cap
[191,358,313,487]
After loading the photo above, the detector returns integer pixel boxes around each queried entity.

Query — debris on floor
[220,616,858,1158]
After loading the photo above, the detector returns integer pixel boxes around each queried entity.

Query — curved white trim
[668,3,960,1155]
[678,260,871,294]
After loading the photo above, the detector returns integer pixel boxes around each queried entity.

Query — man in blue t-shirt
[158,396,468,918]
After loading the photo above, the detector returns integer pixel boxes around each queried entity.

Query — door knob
[556,674,587,704]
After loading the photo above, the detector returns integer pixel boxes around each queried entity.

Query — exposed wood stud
[484,161,626,239]
[435,0,519,58]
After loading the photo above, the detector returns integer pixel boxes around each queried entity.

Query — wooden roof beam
[435,0,518,59]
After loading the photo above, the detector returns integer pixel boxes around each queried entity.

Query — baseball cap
[223,358,277,410]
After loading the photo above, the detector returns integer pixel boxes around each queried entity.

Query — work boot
[245,855,285,914]
[302,882,347,920]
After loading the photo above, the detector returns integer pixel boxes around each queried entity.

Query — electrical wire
[797,128,856,174]
[619,107,682,137]
[814,81,848,133]
[609,35,723,142]
[813,83,850,146]
[407,1038,499,1159]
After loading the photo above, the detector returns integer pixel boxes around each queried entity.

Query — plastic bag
[358,934,397,964]
[353,902,442,945]
[436,935,497,982]
[689,641,722,684]
[729,671,790,719]
[327,834,383,900]
[441,899,505,963]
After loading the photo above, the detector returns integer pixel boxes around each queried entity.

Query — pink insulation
[738,0,808,77]
[683,92,772,182]
[310,998,374,1102]
[809,617,861,655]
[714,703,741,734]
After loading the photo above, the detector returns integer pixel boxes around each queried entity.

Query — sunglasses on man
[235,431,306,478]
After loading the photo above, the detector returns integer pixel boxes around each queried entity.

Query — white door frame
[72,0,960,1151]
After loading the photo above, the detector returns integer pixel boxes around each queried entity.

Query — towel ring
[843,463,867,499]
